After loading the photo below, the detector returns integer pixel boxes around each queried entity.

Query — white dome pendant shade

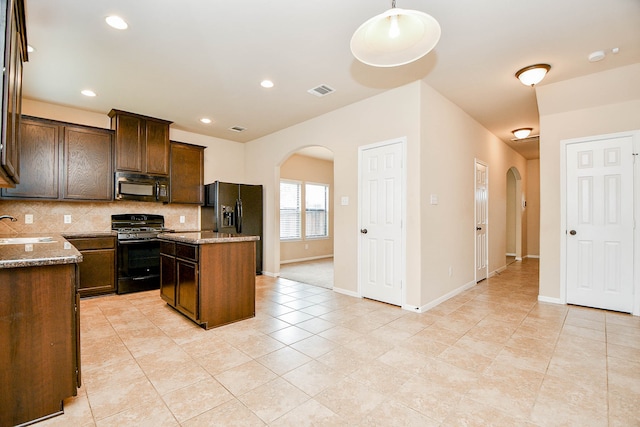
[350,2,441,67]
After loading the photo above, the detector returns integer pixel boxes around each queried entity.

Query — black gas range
[111,214,167,294]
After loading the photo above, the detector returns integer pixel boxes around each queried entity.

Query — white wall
[244,82,422,305]
[537,64,640,300]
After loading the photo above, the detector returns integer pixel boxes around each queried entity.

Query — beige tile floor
[35,258,640,426]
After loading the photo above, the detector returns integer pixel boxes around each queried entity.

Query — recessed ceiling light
[105,15,128,30]
[27,45,35,53]
[81,89,97,97]
[588,50,605,62]
[199,118,212,124]
[260,80,274,88]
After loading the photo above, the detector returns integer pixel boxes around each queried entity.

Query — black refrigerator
[203,181,263,274]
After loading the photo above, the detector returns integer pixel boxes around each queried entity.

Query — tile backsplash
[0,200,200,234]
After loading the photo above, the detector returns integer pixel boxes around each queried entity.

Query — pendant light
[350,0,441,67]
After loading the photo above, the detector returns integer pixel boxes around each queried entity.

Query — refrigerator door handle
[236,199,243,233]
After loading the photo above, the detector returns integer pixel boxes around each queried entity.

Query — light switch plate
[430,194,439,205]
[341,196,349,206]
[179,215,186,224]
[64,214,72,224]
[25,214,33,224]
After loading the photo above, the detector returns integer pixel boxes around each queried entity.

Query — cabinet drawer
[160,240,175,256]
[68,236,115,250]
[176,243,198,261]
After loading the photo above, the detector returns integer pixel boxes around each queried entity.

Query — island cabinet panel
[199,241,256,328]
[170,141,204,204]
[0,263,79,427]
[66,236,116,297]
[109,109,171,176]
[160,239,256,329]
[160,241,177,306]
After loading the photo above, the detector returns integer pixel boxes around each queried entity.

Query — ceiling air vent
[228,126,246,132]
[307,84,335,97]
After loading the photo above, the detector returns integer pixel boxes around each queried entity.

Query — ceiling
[22,0,640,160]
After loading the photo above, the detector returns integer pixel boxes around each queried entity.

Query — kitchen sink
[0,237,55,245]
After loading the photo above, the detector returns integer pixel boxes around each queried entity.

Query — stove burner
[111,214,165,241]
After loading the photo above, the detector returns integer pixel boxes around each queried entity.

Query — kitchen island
[0,234,82,427]
[158,231,259,329]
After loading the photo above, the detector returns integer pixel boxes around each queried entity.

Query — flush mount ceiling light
[260,80,274,88]
[350,0,441,67]
[512,128,533,139]
[81,89,96,97]
[199,118,212,124]
[105,15,128,30]
[515,64,551,86]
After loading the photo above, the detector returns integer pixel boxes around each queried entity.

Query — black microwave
[115,172,169,203]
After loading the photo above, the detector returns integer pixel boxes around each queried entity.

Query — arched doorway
[506,167,523,265]
[277,146,335,289]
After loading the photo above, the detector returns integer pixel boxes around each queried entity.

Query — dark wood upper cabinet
[109,109,171,176]
[62,125,113,201]
[1,116,114,201]
[2,117,59,199]
[170,141,205,204]
[0,0,28,187]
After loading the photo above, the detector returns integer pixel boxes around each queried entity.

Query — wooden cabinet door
[145,119,169,175]
[62,126,113,200]
[113,113,143,173]
[170,142,204,204]
[176,259,198,321]
[1,118,59,198]
[0,0,26,187]
[77,249,116,297]
[160,252,176,306]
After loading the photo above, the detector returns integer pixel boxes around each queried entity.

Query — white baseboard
[526,255,540,259]
[489,265,508,277]
[538,295,563,305]
[414,279,476,313]
[280,255,334,264]
[333,287,360,298]
[262,271,278,278]
[506,252,516,257]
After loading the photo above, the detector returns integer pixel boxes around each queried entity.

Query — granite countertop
[62,231,117,239]
[0,233,83,269]
[158,231,260,245]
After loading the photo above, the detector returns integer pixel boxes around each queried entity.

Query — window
[305,183,329,238]
[280,181,301,240]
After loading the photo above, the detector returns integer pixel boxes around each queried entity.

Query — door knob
[569,230,577,235]
[360,229,368,234]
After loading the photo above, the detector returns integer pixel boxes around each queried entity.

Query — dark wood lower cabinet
[160,239,255,329]
[0,263,80,427]
[66,236,116,297]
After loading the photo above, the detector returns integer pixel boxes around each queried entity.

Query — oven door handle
[118,238,160,245]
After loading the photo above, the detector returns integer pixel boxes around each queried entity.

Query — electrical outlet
[25,214,33,224]
[179,216,185,224]
[64,214,72,224]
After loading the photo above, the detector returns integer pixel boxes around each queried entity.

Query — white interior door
[475,161,488,282]
[566,136,634,313]
[359,140,404,306]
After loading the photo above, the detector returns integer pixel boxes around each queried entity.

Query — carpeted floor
[279,257,334,289]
